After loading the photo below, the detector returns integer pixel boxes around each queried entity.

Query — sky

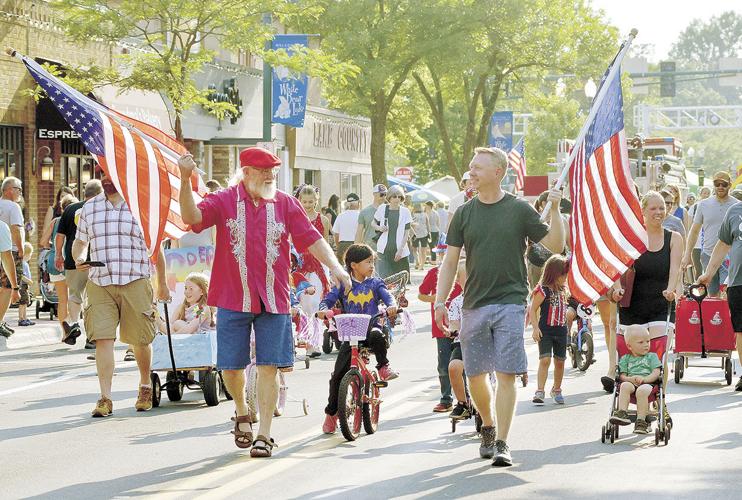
[590,0,742,62]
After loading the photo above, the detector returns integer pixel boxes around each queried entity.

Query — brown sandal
[250,435,276,458]
[231,414,253,449]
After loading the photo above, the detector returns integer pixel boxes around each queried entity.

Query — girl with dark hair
[40,186,74,250]
[530,255,574,405]
[316,243,399,434]
[324,194,339,226]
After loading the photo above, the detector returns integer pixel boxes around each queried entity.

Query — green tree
[669,11,742,68]
[411,0,618,181]
[51,0,354,141]
[296,0,466,185]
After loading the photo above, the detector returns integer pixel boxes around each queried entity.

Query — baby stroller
[35,249,58,321]
[601,306,672,446]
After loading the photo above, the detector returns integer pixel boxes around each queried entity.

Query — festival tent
[405,189,450,204]
[386,175,423,192]
[423,176,459,198]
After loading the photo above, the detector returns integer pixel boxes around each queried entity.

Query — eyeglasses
[388,195,401,200]
[714,181,729,188]
[378,193,386,197]
[11,186,22,192]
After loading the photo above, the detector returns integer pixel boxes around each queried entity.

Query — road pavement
[2,269,741,499]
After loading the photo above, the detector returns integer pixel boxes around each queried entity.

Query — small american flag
[508,137,526,192]
[568,58,648,304]
[18,52,206,257]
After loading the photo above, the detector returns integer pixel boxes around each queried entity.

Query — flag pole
[5,47,206,176]
[540,28,638,219]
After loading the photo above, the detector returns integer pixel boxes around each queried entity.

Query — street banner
[271,34,309,128]
[488,111,513,151]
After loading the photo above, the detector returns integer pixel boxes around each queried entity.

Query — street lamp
[584,78,597,99]
[35,146,54,181]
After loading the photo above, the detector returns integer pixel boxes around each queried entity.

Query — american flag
[18,53,206,257]
[568,62,648,304]
[508,137,526,192]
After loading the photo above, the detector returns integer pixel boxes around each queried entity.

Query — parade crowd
[7,145,741,466]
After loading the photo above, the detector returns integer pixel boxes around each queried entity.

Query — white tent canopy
[423,176,459,198]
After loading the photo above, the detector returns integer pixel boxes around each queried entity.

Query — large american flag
[18,53,206,257]
[568,62,648,304]
[508,137,526,192]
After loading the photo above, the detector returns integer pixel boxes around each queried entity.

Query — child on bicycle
[447,259,470,420]
[609,325,661,434]
[317,243,398,434]
[531,255,571,405]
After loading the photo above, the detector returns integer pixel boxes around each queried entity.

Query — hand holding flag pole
[540,28,638,221]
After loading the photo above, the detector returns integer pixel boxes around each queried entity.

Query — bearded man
[178,147,351,457]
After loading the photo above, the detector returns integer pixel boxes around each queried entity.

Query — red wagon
[673,284,736,385]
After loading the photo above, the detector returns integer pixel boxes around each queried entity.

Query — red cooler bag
[675,296,702,353]
[700,298,735,351]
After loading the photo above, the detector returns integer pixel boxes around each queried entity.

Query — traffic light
[660,61,676,98]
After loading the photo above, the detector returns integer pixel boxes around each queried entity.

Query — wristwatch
[12,286,19,291]
[434,301,447,310]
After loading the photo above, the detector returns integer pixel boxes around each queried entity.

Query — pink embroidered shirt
[192,185,322,314]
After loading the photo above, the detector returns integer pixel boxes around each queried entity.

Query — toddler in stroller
[609,325,663,435]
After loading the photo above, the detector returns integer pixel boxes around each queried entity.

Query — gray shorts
[460,303,527,376]
[700,252,729,296]
[65,268,89,304]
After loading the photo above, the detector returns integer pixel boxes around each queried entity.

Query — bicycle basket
[334,314,372,342]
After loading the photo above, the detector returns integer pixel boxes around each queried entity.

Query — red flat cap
[239,147,282,169]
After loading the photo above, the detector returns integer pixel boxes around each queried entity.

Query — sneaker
[123,349,135,362]
[135,385,153,411]
[84,339,96,349]
[18,319,35,327]
[322,414,338,434]
[309,351,322,359]
[736,377,742,392]
[532,390,545,405]
[378,364,399,381]
[62,323,82,345]
[610,409,631,426]
[92,397,113,417]
[0,322,13,338]
[492,440,513,467]
[87,352,96,360]
[450,401,471,420]
[633,417,650,435]
[601,376,615,393]
[432,403,452,413]
[479,425,496,459]
[551,389,565,405]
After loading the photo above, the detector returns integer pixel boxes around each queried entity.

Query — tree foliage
[669,11,742,68]
[411,0,618,181]
[295,0,467,185]
[50,0,355,141]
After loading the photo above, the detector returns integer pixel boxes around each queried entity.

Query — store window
[61,139,97,198]
[340,173,361,200]
[303,169,318,187]
[0,126,24,181]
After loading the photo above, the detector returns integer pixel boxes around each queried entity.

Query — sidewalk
[0,306,63,351]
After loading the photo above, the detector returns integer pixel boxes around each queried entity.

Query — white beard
[249,179,277,200]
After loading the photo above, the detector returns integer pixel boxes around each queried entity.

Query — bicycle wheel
[338,369,363,441]
[576,331,594,372]
[362,375,381,434]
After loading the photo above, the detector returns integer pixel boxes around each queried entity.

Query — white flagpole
[541,28,638,219]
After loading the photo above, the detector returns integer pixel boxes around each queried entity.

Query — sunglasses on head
[714,181,729,187]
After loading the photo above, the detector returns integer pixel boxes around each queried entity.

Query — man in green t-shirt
[434,147,564,467]
[355,184,387,248]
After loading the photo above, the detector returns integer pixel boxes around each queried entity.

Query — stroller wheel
[302,398,309,415]
[305,357,310,369]
[601,425,606,443]
[654,428,660,446]
[610,425,615,443]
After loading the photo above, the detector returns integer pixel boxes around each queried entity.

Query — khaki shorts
[65,268,89,304]
[84,278,157,346]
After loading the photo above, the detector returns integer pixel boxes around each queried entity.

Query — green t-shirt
[618,352,661,377]
[447,193,549,309]
[358,204,378,247]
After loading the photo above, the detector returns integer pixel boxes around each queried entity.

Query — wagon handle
[161,301,178,374]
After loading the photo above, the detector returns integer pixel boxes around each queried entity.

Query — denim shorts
[538,329,568,360]
[215,308,294,370]
[460,303,527,376]
[700,252,729,296]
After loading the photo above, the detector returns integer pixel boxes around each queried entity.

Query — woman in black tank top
[612,191,683,334]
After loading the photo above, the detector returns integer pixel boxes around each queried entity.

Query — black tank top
[627,229,671,317]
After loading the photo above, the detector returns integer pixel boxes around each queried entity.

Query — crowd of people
[8,142,741,467]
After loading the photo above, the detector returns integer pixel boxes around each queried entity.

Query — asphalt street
[1,270,741,499]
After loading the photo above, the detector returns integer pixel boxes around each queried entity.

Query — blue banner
[488,111,513,151]
[271,34,309,128]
